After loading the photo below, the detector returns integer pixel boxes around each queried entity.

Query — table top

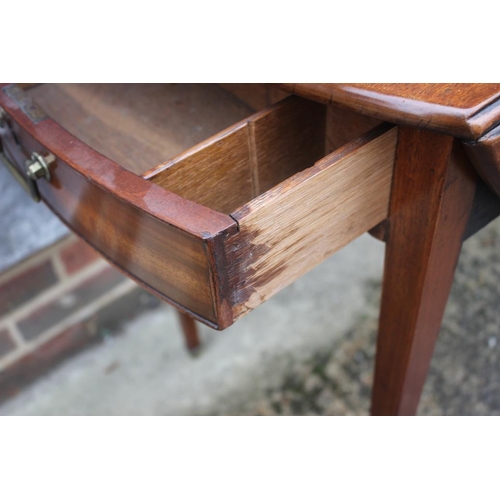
[276,84,500,140]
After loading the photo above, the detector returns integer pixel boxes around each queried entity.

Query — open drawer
[0,84,397,329]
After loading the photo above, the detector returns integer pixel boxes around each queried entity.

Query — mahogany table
[275,84,500,415]
[2,83,500,415]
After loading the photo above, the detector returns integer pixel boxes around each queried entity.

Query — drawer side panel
[228,125,398,320]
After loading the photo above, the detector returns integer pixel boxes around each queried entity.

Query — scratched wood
[226,124,398,319]
[1,83,400,332]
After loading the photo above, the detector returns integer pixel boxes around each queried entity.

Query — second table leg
[176,311,201,354]
[371,127,477,416]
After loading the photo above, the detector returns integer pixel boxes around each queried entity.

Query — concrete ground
[1,219,500,415]
[0,161,68,272]
[0,233,385,415]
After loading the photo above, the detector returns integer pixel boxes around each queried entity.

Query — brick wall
[0,235,161,403]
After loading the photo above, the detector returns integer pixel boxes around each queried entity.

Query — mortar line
[51,253,68,282]
[0,279,138,370]
[0,235,73,286]
[0,259,110,324]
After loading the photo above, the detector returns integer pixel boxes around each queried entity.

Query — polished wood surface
[0,84,238,329]
[372,128,477,415]
[276,84,500,140]
[177,311,201,353]
[0,84,403,328]
[28,83,253,175]
[5,85,395,329]
[4,83,500,415]
[228,124,397,320]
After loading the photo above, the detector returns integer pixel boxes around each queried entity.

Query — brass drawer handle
[26,152,53,202]
[0,107,53,202]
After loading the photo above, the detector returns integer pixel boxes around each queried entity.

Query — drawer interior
[26,83,254,176]
[144,96,327,213]
[4,83,397,329]
[27,84,380,217]
[140,92,397,321]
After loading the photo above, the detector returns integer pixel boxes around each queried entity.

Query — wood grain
[1,84,238,329]
[146,96,326,213]
[371,128,477,416]
[325,105,382,154]
[275,83,500,140]
[4,83,434,339]
[145,122,253,213]
[227,124,398,319]
[250,96,326,194]
[27,83,254,175]
[219,84,380,157]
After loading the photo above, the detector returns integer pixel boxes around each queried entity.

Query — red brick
[17,266,126,341]
[0,328,16,358]
[0,322,90,403]
[60,238,101,275]
[0,287,160,404]
[0,260,58,318]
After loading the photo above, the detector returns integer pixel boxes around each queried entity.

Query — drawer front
[146,96,398,322]
[0,84,237,329]
[1,84,398,330]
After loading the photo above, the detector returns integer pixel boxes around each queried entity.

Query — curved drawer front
[0,84,398,329]
[0,84,237,328]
